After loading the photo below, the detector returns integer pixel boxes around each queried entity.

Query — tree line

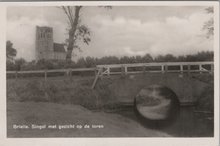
[7,51,214,71]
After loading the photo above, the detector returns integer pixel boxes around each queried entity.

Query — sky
[7,6,213,61]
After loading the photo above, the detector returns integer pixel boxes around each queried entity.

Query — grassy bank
[7,73,213,111]
[7,102,170,137]
[7,76,117,110]
[7,73,214,137]
[191,74,214,112]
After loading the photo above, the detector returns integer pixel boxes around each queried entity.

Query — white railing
[6,61,214,81]
[7,67,97,80]
[6,61,214,90]
[96,61,214,76]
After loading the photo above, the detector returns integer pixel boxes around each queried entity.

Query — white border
[0,1,219,6]
[0,1,219,146]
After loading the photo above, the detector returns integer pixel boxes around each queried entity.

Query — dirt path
[7,101,170,137]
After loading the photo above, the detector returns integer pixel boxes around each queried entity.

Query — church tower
[35,26,54,60]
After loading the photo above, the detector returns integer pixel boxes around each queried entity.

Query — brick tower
[35,26,54,60]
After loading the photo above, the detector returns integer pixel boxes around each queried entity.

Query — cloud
[7,6,213,61]
[7,17,48,61]
[7,15,67,61]
[82,10,213,58]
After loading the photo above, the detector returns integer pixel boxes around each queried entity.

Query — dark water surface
[116,106,214,137]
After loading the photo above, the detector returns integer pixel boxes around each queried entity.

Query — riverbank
[7,73,213,110]
[115,105,214,137]
[7,101,169,137]
[6,73,214,137]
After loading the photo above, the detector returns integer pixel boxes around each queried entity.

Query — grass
[7,102,170,137]
[7,73,213,110]
[6,73,214,137]
[190,74,214,112]
[7,76,117,109]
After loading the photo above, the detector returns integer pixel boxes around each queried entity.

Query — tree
[194,51,214,61]
[61,6,111,62]
[14,58,26,71]
[120,56,133,64]
[163,54,177,62]
[85,56,96,67]
[203,7,214,39]
[6,40,17,60]
[142,54,153,62]
[76,57,87,68]
[154,54,177,62]
[61,6,91,62]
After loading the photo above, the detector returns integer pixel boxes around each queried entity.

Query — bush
[6,60,16,71]
[7,77,116,110]
[6,51,214,71]
[196,85,214,112]
[18,81,49,102]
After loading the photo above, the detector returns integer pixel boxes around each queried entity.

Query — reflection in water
[117,106,214,137]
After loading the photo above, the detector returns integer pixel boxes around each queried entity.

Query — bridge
[92,61,213,88]
[92,61,213,106]
[7,61,214,106]
[96,61,213,75]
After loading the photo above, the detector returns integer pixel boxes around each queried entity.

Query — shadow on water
[115,105,214,137]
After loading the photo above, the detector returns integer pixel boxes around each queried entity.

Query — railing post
[143,66,146,74]
[65,69,68,77]
[164,65,168,73]
[107,67,110,76]
[100,67,104,80]
[69,69,72,78]
[15,71,18,80]
[199,65,202,74]
[180,65,183,74]
[121,66,124,76]
[44,69,47,82]
[94,68,97,76]
[187,65,190,75]
[92,68,101,89]
[161,65,164,74]
[125,66,128,75]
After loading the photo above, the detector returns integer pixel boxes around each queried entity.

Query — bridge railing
[7,68,97,80]
[6,61,214,81]
[96,61,214,76]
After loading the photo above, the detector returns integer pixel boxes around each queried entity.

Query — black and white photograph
[1,1,219,144]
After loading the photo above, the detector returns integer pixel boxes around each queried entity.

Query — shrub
[7,77,117,110]
[196,85,214,112]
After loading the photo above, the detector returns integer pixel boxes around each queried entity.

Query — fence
[96,61,214,76]
[7,67,97,81]
[7,61,214,83]
[6,61,214,89]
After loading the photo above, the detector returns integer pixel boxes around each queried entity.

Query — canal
[115,106,214,137]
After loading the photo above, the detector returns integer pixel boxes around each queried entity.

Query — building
[35,26,66,61]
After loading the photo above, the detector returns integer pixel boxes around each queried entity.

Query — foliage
[155,54,177,62]
[61,6,111,61]
[61,6,90,61]
[15,58,26,71]
[7,58,26,71]
[6,60,16,71]
[7,78,116,109]
[6,51,214,71]
[196,85,214,112]
[203,7,214,39]
[6,41,17,60]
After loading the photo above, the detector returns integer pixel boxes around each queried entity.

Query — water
[116,106,214,137]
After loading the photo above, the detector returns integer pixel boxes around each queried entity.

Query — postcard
[0,1,219,146]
